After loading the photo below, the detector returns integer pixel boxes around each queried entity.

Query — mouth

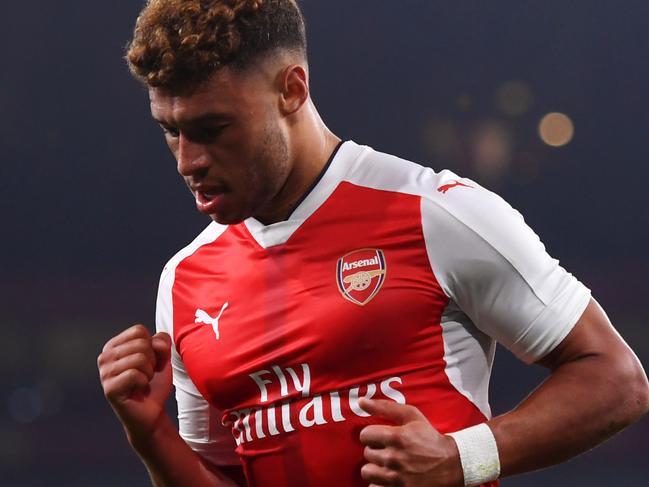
[193,185,229,214]
[199,190,222,201]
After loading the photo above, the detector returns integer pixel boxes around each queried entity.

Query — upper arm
[537,297,643,372]
[421,176,590,363]
[536,297,649,427]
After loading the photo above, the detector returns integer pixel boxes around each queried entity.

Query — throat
[253,139,343,226]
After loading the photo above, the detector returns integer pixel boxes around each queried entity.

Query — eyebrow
[154,113,231,126]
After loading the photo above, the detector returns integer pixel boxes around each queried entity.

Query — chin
[209,212,248,226]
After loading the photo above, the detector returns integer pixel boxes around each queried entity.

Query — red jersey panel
[159,140,590,486]
[172,182,494,486]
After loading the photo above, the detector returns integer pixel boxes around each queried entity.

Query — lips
[192,184,228,214]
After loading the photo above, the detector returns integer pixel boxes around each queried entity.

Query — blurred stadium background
[1,1,647,485]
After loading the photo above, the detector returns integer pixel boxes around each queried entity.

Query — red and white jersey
[155,141,590,487]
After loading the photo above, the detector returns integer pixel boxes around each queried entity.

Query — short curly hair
[126,0,307,92]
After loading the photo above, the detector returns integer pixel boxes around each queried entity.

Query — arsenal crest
[336,248,387,306]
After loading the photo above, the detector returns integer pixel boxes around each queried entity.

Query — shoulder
[342,142,447,197]
[343,143,520,237]
[347,142,572,312]
[155,221,229,335]
[342,142,497,213]
[159,221,229,285]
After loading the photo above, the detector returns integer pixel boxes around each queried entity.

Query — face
[149,65,292,225]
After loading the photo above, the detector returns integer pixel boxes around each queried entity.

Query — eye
[160,124,180,138]
[201,124,228,138]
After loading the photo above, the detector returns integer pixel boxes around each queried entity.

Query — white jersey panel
[440,300,496,418]
[342,142,590,361]
[420,185,591,363]
[156,222,240,466]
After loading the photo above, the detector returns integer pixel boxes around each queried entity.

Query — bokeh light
[495,80,534,116]
[472,120,513,182]
[6,382,65,424]
[422,120,461,163]
[8,387,44,423]
[539,112,575,147]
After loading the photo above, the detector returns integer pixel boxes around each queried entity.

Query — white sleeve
[422,174,591,363]
[156,265,240,466]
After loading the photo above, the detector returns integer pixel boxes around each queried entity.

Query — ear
[278,64,309,116]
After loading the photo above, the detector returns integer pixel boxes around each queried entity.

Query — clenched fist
[97,324,173,445]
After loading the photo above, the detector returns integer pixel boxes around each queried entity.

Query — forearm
[129,414,239,487]
[488,351,649,477]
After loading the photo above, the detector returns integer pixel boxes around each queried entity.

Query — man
[97,1,649,486]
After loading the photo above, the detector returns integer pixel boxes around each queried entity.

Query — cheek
[255,148,289,196]
[227,117,289,195]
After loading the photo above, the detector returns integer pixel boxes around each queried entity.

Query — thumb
[359,398,425,425]
[151,332,172,372]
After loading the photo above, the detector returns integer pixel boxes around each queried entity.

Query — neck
[253,100,341,225]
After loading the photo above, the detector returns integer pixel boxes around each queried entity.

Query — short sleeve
[421,175,591,363]
[156,265,240,466]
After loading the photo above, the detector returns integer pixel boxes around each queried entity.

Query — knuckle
[101,340,113,354]
[391,430,405,447]
[126,368,148,385]
[104,361,118,379]
[132,352,149,365]
[124,338,152,357]
[98,348,114,362]
[360,463,374,480]
[383,429,398,446]
[123,368,139,381]
[383,450,396,464]
[130,324,150,336]
[363,445,372,459]
[384,450,402,469]
[98,365,109,382]
[99,354,118,377]
[102,379,116,399]
[136,337,154,350]
[386,470,401,483]
[134,353,154,376]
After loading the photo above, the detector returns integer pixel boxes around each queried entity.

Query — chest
[172,185,449,411]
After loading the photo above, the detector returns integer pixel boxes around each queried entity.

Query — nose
[177,134,210,177]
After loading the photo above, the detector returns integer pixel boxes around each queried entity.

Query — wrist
[439,434,466,487]
[126,412,175,455]
[447,423,500,486]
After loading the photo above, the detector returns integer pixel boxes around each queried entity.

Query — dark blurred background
[1,1,647,485]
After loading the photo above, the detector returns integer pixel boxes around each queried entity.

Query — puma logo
[437,180,473,194]
[194,302,229,340]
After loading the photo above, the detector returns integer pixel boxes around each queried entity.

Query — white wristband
[447,423,500,486]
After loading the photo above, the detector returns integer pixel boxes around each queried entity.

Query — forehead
[149,67,266,123]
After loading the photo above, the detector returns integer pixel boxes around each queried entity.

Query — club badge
[336,248,387,306]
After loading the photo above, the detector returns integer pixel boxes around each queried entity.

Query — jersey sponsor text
[223,363,406,445]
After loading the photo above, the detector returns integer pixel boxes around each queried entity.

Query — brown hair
[126,0,307,91]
